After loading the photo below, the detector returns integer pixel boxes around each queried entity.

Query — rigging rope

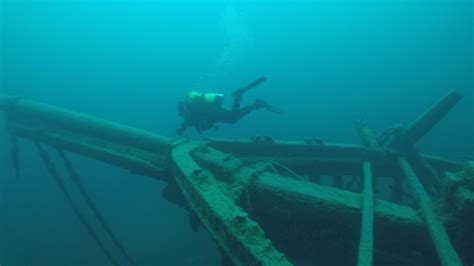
[270,161,303,180]
[56,149,135,266]
[35,142,121,266]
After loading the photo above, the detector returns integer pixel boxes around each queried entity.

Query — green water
[0,0,472,265]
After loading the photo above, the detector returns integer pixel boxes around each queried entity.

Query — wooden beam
[355,121,381,150]
[206,139,463,175]
[172,142,292,266]
[399,157,462,266]
[357,161,374,266]
[250,173,433,264]
[4,97,173,179]
[398,90,463,147]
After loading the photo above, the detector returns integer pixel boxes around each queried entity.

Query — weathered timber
[250,173,435,265]
[3,96,172,179]
[444,169,474,214]
[442,162,474,216]
[399,157,462,266]
[1,94,471,265]
[453,187,474,217]
[355,121,381,150]
[1,96,171,150]
[172,142,292,266]
[356,121,407,206]
[193,146,436,264]
[394,90,463,147]
[206,138,463,175]
[439,163,474,264]
[354,122,378,266]
[358,162,375,266]
[406,147,443,193]
[254,171,420,226]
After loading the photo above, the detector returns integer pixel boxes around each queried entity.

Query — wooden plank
[251,173,433,265]
[3,97,173,178]
[10,121,169,179]
[357,161,374,266]
[206,139,463,174]
[195,146,434,264]
[399,157,462,266]
[355,121,381,150]
[172,142,292,266]
[4,96,172,152]
[402,90,463,145]
[195,146,422,228]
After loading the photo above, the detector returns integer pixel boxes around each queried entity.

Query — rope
[270,161,303,180]
[377,125,403,146]
[56,149,135,266]
[35,142,121,266]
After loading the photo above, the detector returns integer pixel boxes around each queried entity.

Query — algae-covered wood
[1,94,472,265]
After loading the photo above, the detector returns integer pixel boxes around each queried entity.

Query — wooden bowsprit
[0,91,472,265]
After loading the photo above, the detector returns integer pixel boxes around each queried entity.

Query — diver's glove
[255,99,284,114]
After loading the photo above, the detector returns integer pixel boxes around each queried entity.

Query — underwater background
[0,0,472,265]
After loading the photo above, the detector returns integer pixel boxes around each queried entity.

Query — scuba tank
[187,91,224,106]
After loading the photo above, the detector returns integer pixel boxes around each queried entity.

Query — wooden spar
[356,121,406,203]
[357,162,374,266]
[194,147,422,227]
[399,157,462,266]
[396,90,463,147]
[0,95,291,265]
[2,95,172,179]
[172,142,292,266]
[194,147,431,264]
[3,96,172,150]
[206,139,463,175]
[0,94,471,265]
[355,121,381,150]
[355,122,378,266]
[250,173,430,264]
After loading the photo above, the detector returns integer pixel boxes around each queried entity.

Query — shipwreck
[0,90,472,266]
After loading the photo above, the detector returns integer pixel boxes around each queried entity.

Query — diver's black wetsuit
[176,76,278,136]
[176,92,261,135]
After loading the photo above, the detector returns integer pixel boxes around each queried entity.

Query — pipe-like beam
[357,161,375,266]
[207,139,463,175]
[3,95,174,178]
[403,90,463,144]
[251,173,432,265]
[355,121,381,150]
[172,142,293,266]
[399,157,462,266]
[5,97,173,150]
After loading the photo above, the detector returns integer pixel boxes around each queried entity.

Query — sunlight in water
[206,4,254,84]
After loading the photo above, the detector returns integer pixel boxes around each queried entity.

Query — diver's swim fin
[265,104,284,114]
[232,76,267,98]
[256,99,284,114]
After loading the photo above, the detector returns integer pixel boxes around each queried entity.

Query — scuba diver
[176,76,282,136]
